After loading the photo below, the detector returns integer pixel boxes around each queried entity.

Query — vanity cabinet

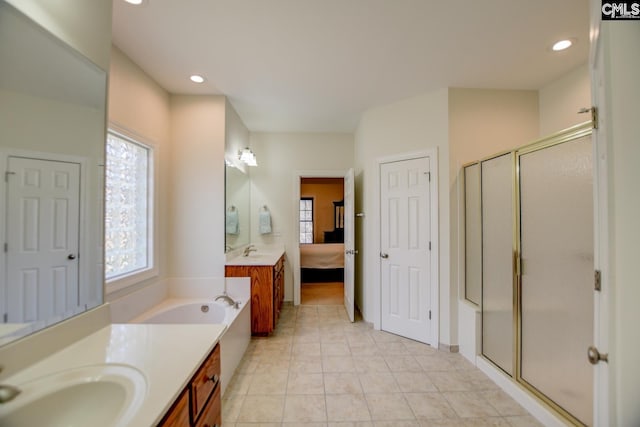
[159,344,221,427]
[226,255,285,335]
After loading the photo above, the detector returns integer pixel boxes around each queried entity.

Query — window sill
[106,267,159,295]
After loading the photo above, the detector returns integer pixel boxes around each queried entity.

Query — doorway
[299,177,344,305]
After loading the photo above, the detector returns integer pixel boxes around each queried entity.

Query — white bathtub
[131,297,250,397]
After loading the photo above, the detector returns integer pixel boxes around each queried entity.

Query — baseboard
[438,342,460,353]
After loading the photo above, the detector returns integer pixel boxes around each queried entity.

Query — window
[105,131,153,282]
[299,198,313,244]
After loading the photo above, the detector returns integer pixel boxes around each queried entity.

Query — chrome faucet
[215,293,240,309]
[242,244,257,257]
[0,367,20,404]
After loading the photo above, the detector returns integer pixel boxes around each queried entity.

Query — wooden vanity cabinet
[159,343,221,427]
[226,254,285,335]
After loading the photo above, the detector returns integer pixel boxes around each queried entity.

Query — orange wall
[301,178,343,243]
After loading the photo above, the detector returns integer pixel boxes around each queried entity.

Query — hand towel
[226,208,239,234]
[259,208,272,234]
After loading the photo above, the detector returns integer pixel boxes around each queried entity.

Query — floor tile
[442,391,500,418]
[224,304,540,426]
[324,373,363,394]
[404,392,458,420]
[365,393,415,421]
[283,394,327,422]
[287,372,325,394]
[236,395,285,423]
[326,394,372,422]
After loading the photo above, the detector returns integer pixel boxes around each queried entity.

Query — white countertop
[225,246,284,266]
[1,323,226,426]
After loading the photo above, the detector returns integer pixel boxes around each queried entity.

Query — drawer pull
[208,374,219,384]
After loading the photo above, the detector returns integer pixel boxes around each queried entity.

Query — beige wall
[106,45,171,300]
[249,132,354,300]
[448,88,539,348]
[170,95,226,278]
[6,0,112,70]
[354,88,451,343]
[539,63,591,137]
[301,178,344,243]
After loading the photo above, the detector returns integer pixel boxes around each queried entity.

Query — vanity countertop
[1,323,226,426]
[225,245,285,266]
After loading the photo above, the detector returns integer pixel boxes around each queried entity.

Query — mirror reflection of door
[6,156,80,323]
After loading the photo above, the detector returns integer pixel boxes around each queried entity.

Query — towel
[226,208,239,234]
[259,209,272,234]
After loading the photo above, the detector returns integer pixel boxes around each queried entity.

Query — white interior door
[6,156,80,323]
[380,157,431,343]
[343,168,355,322]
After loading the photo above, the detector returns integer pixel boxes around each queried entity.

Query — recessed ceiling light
[190,75,206,83]
[552,39,573,52]
[124,0,145,4]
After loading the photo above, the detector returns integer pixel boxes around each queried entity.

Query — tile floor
[222,304,543,427]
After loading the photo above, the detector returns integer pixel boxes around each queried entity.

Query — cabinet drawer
[191,344,221,422]
[158,388,189,427]
[275,256,284,274]
[194,382,221,427]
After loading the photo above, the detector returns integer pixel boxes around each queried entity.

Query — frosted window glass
[300,198,313,243]
[464,163,481,305]
[481,153,514,376]
[105,133,150,280]
[519,136,593,425]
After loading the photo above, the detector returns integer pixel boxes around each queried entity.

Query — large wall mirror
[225,161,250,251]
[0,1,106,345]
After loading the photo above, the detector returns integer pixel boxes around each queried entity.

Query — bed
[300,243,344,283]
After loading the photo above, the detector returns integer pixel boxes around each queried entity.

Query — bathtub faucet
[242,245,257,257]
[215,293,240,309]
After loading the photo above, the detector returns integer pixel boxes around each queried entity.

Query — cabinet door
[195,385,221,427]
[159,388,189,427]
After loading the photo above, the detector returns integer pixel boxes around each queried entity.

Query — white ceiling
[112,0,589,132]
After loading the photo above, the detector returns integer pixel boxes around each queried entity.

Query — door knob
[587,345,608,365]
[67,254,76,260]
[380,252,389,259]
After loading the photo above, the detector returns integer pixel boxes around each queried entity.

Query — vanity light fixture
[190,74,206,83]
[551,39,573,52]
[238,148,258,167]
[123,0,145,5]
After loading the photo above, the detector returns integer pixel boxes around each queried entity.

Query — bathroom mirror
[225,161,250,251]
[0,1,106,345]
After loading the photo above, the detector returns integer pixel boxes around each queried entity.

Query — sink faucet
[0,367,20,403]
[242,244,257,257]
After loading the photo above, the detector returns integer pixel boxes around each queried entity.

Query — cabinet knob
[209,374,219,384]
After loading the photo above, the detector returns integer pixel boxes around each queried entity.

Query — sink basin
[0,364,147,427]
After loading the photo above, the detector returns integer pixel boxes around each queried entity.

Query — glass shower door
[481,153,514,376]
[518,135,593,425]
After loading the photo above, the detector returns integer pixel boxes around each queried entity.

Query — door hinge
[4,171,15,182]
[425,172,431,182]
[428,241,431,251]
[3,243,7,253]
[3,313,7,323]
[579,106,598,129]
[595,269,602,292]
[428,310,431,320]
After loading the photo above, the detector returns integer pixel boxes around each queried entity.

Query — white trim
[375,149,439,346]
[104,125,159,295]
[589,13,610,426]
[477,357,570,427]
[292,169,348,306]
